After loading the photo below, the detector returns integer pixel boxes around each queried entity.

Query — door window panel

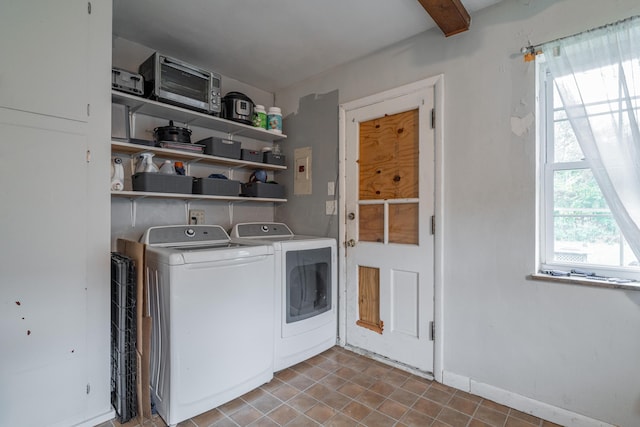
[358,109,419,245]
[359,205,384,243]
[389,203,419,245]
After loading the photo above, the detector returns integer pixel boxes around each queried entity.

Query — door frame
[338,75,445,382]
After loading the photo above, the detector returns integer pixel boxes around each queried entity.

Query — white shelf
[112,190,287,203]
[111,92,287,206]
[111,140,286,171]
[112,91,287,142]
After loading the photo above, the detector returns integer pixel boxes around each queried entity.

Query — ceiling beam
[417,0,471,37]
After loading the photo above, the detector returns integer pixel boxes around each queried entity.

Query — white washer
[230,222,337,371]
[142,225,275,427]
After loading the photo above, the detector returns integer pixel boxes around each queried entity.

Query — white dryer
[230,222,337,371]
[142,225,275,427]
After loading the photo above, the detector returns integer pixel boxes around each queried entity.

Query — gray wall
[275,1,640,426]
[275,91,340,238]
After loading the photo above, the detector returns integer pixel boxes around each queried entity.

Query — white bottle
[267,107,282,133]
[135,153,159,173]
[111,157,124,191]
[159,160,176,174]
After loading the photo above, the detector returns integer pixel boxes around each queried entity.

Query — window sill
[528,273,640,291]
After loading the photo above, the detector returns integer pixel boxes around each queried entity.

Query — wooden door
[345,87,435,372]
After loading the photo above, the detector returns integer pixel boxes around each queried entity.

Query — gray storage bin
[241,182,285,199]
[131,173,193,194]
[241,149,262,163]
[197,137,241,159]
[263,152,285,166]
[192,177,240,196]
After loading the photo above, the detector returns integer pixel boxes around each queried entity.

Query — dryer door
[286,247,332,324]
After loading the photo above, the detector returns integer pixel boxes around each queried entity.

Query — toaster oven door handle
[162,57,210,79]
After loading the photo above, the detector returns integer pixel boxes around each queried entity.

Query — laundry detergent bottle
[135,152,159,173]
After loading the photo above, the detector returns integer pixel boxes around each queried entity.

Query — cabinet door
[0,0,89,121]
[0,114,90,426]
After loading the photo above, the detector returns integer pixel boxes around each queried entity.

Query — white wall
[275,1,640,426]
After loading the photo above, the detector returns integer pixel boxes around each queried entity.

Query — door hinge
[87,2,91,14]
[86,150,91,163]
[431,215,435,235]
[429,321,435,341]
[87,103,90,117]
[431,108,435,129]
[86,383,91,394]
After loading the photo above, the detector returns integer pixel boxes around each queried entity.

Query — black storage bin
[242,182,285,199]
[263,152,286,166]
[132,172,193,194]
[197,137,241,159]
[241,149,263,163]
[192,177,241,196]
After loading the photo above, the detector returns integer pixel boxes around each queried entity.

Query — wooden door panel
[389,203,419,245]
[359,205,384,243]
[357,266,383,334]
[359,110,419,200]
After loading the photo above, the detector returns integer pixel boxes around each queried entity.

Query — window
[540,74,639,269]
[537,16,640,279]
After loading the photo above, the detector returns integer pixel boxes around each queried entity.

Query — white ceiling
[112,0,503,92]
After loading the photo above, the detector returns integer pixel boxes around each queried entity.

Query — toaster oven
[112,67,144,96]
[138,53,221,115]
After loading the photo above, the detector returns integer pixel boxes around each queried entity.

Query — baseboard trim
[70,408,115,427]
[442,370,471,392]
[442,371,615,427]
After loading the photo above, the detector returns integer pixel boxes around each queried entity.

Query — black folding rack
[110,253,138,423]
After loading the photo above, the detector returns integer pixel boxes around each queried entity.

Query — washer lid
[167,243,273,264]
[141,225,230,247]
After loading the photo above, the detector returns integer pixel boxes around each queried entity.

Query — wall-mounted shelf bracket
[129,198,137,227]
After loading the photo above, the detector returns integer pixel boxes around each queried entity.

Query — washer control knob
[261,225,269,233]
[185,228,196,237]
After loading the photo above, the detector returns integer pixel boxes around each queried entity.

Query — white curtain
[542,16,640,260]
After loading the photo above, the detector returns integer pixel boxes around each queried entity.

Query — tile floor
[100,346,563,427]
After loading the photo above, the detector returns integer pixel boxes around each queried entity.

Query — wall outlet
[189,210,205,225]
[326,200,337,216]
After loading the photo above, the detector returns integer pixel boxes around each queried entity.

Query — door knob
[348,212,355,220]
[347,239,356,247]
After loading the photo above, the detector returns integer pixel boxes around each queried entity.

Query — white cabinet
[0,1,112,427]
[0,0,90,121]
[0,114,91,426]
